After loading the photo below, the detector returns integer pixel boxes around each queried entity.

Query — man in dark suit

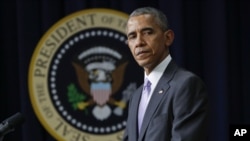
[123,7,209,141]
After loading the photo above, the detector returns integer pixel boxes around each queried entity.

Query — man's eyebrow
[141,27,153,32]
[127,27,153,36]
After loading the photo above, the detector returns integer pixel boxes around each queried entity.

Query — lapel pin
[158,89,163,94]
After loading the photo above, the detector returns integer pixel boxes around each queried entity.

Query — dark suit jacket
[123,60,209,141]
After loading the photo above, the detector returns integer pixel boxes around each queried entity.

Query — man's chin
[137,61,151,69]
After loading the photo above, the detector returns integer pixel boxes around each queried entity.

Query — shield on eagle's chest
[90,82,112,106]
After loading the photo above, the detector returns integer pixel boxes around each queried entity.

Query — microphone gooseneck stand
[0,113,25,141]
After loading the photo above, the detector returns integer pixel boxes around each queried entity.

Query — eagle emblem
[68,46,134,121]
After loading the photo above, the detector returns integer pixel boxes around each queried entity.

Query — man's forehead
[127,15,154,27]
[126,17,158,34]
[127,14,153,23]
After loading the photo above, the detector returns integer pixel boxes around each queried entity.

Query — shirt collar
[144,54,172,87]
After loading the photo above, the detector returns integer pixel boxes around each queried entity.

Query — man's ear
[164,29,175,47]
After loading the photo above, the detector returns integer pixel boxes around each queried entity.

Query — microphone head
[3,112,25,128]
[0,112,25,137]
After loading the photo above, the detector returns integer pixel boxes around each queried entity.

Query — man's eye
[128,35,136,40]
[144,31,152,35]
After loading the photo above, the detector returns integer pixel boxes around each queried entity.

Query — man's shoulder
[165,61,204,84]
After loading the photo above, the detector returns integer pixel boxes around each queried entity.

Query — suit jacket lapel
[138,60,177,141]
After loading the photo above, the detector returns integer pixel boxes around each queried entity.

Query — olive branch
[67,83,87,111]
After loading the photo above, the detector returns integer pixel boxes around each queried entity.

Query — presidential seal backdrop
[28,8,143,141]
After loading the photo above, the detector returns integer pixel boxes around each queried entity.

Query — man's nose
[135,35,145,47]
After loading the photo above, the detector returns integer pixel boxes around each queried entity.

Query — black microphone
[0,112,25,138]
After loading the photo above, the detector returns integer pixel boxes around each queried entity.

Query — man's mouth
[135,48,145,56]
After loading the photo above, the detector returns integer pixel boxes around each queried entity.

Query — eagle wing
[72,62,90,94]
[111,61,128,94]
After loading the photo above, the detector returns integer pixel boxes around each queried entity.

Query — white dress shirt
[143,55,172,106]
